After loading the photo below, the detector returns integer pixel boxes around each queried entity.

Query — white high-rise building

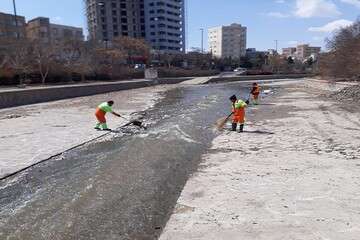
[145,0,186,53]
[208,23,247,59]
[85,0,186,53]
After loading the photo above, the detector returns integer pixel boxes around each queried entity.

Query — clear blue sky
[0,0,358,51]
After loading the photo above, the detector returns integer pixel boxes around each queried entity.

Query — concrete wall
[0,80,154,109]
[155,77,193,85]
[208,74,313,83]
[0,77,195,109]
[0,75,311,109]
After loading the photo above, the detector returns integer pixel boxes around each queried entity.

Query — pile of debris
[330,84,360,102]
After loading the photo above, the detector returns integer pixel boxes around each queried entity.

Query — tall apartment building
[26,17,84,43]
[208,23,247,59]
[144,0,185,52]
[296,44,321,60]
[86,0,145,41]
[85,0,186,53]
[0,12,26,40]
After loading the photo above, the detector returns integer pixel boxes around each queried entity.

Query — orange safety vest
[232,100,247,124]
[251,85,260,96]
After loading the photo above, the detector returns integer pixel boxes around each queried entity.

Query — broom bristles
[216,117,229,130]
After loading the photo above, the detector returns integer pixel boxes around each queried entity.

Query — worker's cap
[229,95,237,101]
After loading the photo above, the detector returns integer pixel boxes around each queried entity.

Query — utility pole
[200,28,204,53]
[275,40,278,54]
[154,17,159,51]
[12,0,19,39]
[154,17,161,65]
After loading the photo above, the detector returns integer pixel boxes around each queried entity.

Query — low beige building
[26,17,51,43]
[282,47,297,57]
[208,23,247,59]
[282,45,321,60]
[296,44,321,60]
[50,23,84,42]
[0,12,26,40]
[26,17,84,43]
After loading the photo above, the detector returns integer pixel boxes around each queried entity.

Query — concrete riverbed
[0,80,259,239]
[1,78,359,240]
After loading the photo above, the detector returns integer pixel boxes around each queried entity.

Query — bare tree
[182,51,212,69]
[73,41,98,81]
[57,39,85,80]
[268,55,283,73]
[95,44,128,78]
[31,41,58,84]
[0,51,6,69]
[113,36,150,65]
[161,53,176,68]
[1,39,33,85]
[320,19,360,79]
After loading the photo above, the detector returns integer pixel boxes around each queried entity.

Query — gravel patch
[330,84,360,102]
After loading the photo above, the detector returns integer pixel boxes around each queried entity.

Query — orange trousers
[232,108,245,124]
[95,108,106,123]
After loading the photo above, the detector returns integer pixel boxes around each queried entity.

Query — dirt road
[160,80,360,240]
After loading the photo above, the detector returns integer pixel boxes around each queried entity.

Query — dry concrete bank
[160,80,360,240]
[0,85,175,179]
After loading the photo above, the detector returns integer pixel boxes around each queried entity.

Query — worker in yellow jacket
[230,95,247,132]
[95,101,121,131]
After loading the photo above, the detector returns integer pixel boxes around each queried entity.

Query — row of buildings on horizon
[0,0,186,53]
[0,12,84,43]
[1,0,320,59]
[207,23,321,61]
[282,44,321,60]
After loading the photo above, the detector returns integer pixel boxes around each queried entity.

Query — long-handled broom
[216,112,233,130]
[245,93,251,105]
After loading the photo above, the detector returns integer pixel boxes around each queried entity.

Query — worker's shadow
[243,130,275,135]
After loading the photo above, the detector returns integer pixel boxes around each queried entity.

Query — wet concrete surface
[0,82,274,239]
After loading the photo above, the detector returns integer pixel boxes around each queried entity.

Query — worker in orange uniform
[95,100,121,131]
[250,82,261,105]
[230,95,247,132]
